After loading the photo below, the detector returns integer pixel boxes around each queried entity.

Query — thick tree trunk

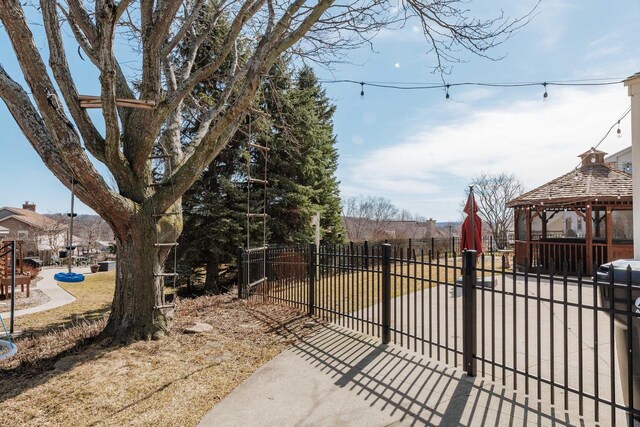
[204,252,220,294]
[104,212,177,342]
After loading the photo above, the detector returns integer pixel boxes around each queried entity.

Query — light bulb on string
[445,84,450,100]
[617,120,622,138]
[360,82,365,98]
[542,83,548,101]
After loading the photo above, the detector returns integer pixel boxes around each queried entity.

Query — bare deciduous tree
[343,195,399,241]
[466,173,524,249]
[0,0,536,341]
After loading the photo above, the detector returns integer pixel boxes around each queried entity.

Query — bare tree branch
[467,172,524,248]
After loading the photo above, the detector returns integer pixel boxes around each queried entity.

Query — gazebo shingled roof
[507,149,633,208]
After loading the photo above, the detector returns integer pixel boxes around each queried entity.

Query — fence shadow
[290,324,584,427]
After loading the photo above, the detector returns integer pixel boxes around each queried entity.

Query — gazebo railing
[516,240,609,275]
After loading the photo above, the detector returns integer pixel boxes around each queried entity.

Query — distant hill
[44,213,113,244]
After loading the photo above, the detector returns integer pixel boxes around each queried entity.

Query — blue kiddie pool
[54,272,85,283]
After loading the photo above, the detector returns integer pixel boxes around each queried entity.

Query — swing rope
[0,315,12,347]
[0,314,18,360]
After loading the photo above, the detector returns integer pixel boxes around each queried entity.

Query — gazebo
[507,149,633,275]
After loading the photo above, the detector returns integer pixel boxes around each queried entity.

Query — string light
[617,120,622,138]
[360,82,365,97]
[572,108,632,170]
[318,77,623,97]
[445,84,450,100]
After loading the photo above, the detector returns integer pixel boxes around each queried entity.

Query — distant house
[0,202,66,262]
[605,146,632,174]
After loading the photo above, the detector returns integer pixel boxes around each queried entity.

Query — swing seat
[54,272,85,283]
[0,339,17,361]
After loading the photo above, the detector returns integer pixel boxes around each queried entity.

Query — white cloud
[362,111,377,124]
[528,1,581,51]
[589,31,622,48]
[351,134,364,145]
[585,44,624,61]
[449,87,497,104]
[394,62,401,68]
[344,86,631,202]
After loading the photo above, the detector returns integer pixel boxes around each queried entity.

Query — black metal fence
[239,243,640,425]
[362,235,512,255]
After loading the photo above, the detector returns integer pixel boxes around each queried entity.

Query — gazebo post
[526,207,532,267]
[586,204,593,275]
[624,73,640,258]
[542,211,548,239]
[606,206,613,263]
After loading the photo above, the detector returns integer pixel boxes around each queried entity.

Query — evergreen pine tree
[257,64,344,245]
[179,61,344,292]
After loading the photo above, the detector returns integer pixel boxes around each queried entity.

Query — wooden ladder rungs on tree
[78,95,156,110]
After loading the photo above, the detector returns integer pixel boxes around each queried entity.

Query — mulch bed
[0,288,50,313]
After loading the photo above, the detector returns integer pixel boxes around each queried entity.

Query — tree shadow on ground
[15,305,111,338]
[0,333,108,403]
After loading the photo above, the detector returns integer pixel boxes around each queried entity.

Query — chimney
[22,201,36,212]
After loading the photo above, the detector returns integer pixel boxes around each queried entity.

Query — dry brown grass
[13,271,116,335]
[0,290,320,427]
[264,255,509,315]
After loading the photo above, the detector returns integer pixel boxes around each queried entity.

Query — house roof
[507,162,633,208]
[0,207,64,231]
[605,146,632,161]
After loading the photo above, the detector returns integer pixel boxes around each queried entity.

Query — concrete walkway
[0,268,89,320]
[200,324,586,427]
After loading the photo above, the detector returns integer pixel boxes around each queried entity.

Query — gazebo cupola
[579,148,606,166]
[507,149,633,275]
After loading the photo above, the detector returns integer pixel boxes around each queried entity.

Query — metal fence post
[237,247,244,299]
[382,243,391,344]
[308,243,316,316]
[462,249,477,377]
[363,241,369,270]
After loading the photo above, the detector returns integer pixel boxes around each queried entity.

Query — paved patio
[350,275,632,424]
[200,323,587,426]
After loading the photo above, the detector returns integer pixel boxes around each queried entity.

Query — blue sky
[1,0,640,220]
[320,0,640,220]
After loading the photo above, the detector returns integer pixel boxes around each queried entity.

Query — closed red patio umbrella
[461,187,483,254]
